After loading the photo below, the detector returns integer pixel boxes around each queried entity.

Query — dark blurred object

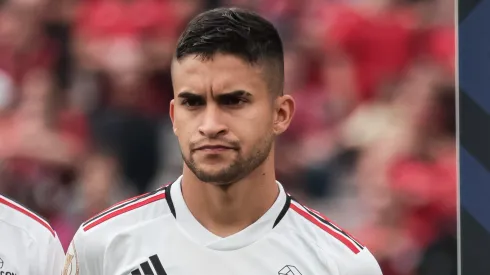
[44,22,72,91]
[305,148,360,199]
[416,232,457,275]
[207,0,221,9]
[90,109,160,194]
[433,84,456,136]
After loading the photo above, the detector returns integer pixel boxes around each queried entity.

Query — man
[0,194,65,274]
[65,7,383,275]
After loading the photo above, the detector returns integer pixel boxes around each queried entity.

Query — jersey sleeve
[62,229,103,275]
[343,249,383,275]
[40,233,66,275]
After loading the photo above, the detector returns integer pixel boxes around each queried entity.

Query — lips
[195,145,236,151]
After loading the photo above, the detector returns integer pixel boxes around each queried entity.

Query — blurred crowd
[0,0,456,274]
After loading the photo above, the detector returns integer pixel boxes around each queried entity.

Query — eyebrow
[177,90,252,99]
[216,90,252,99]
[177,91,203,100]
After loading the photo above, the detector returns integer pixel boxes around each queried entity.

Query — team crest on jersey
[278,265,302,275]
[63,242,80,275]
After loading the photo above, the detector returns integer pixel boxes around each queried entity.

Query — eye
[181,98,205,108]
[220,96,247,106]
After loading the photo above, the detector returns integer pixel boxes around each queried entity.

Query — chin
[183,153,248,185]
[195,171,235,184]
[193,166,243,185]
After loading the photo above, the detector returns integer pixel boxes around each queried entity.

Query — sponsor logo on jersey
[0,257,17,275]
[278,265,302,275]
[130,255,167,275]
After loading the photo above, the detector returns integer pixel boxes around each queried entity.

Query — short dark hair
[174,7,285,95]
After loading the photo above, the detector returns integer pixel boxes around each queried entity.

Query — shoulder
[73,184,172,246]
[67,185,173,273]
[342,248,383,275]
[286,197,364,255]
[0,195,57,242]
[284,197,382,274]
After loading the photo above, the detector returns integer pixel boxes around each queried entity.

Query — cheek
[174,114,197,146]
[174,110,194,133]
[233,110,273,143]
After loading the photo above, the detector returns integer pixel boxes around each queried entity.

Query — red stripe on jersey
[88,183,170,221]
[305,205,365,247]
[0,197,55,237]
[290,203,360,254]
[86,192,149,223]
[83,193,166,232]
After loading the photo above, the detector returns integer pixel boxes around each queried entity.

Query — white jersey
[65,176,382,275]
[0,195,65,275]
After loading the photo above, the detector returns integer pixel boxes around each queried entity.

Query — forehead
[171,54,269,95]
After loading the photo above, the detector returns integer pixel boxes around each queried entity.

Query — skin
[170,53,295,237]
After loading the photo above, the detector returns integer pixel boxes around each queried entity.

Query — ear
[273,95,295,135]
[169,99,177,135]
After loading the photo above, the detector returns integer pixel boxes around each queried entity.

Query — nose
[198,105,228,138]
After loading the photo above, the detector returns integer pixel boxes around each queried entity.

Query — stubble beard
[182,134,274,186]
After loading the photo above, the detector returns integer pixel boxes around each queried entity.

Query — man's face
[170,53,293,185]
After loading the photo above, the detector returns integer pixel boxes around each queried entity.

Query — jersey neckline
[165,176,290,251]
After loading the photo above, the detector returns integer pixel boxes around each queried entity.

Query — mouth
[194,145,237,152]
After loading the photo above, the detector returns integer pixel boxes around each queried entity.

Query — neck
[181,156,279,238]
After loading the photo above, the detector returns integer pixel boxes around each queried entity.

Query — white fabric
[66,176,383,275]
[0,195,65,275]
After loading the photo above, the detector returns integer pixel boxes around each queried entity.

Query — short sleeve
[344,249,383,275]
